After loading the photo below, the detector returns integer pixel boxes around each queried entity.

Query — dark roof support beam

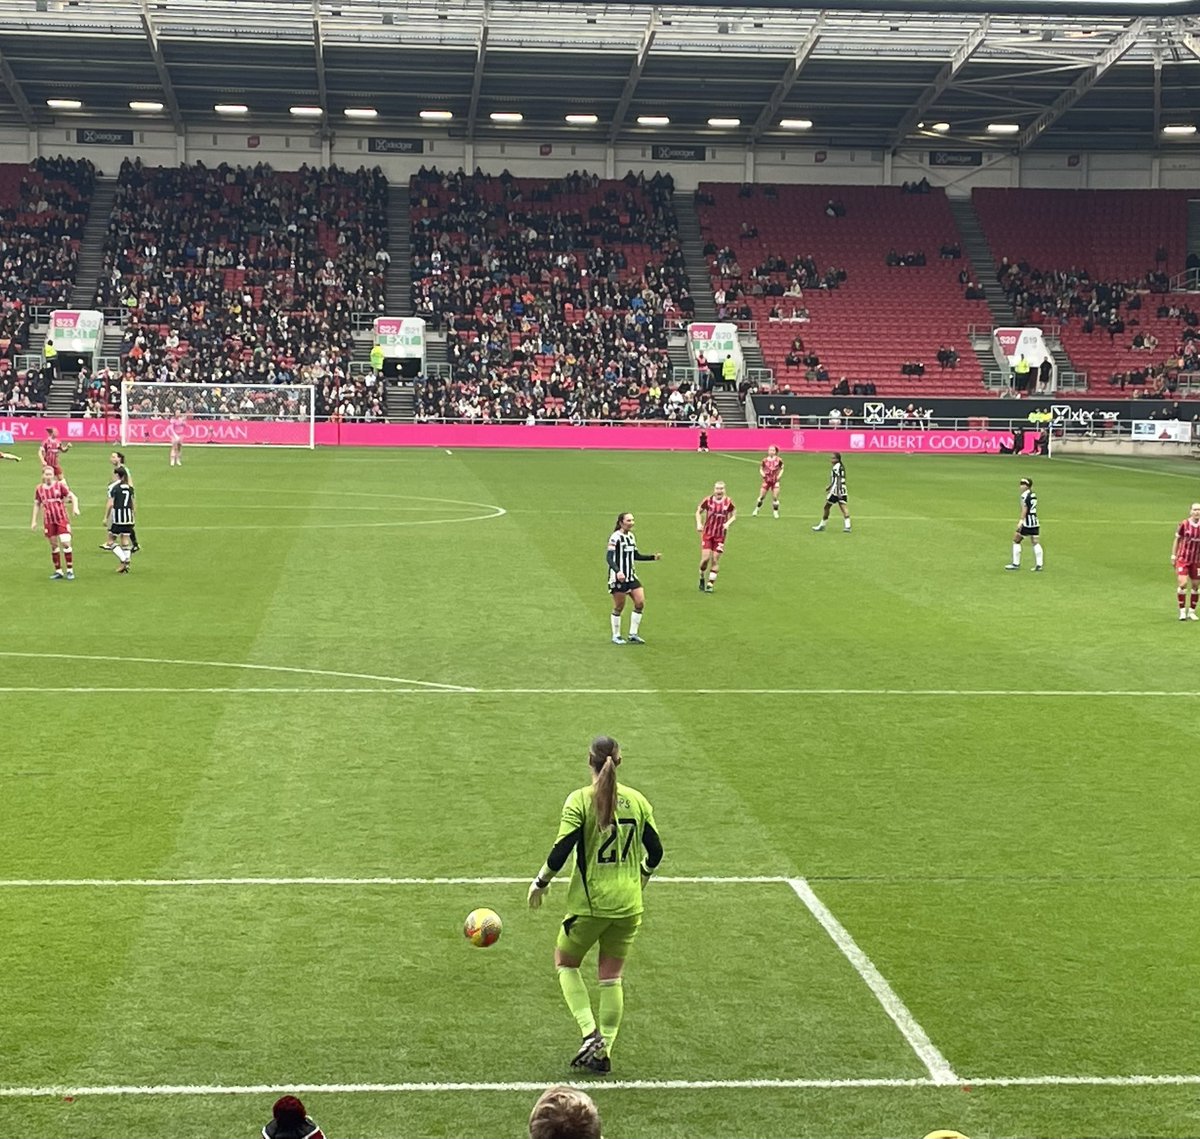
[0,44,34,128]
[1017,18,1144,152]
[888,16,989,151]
[140,1,185,135]
[466,0,490,143]
[747,13,826,145]
[609,7,659,145]
[312,0,329,123]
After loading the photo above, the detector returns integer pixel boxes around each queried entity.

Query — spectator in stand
[92,159,388,422]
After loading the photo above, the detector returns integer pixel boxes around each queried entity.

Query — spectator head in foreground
[262,1094,325,1139]
[529,1085,602,1139]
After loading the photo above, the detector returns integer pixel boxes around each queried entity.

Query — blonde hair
[588,735,620,831]
[529,1085,602,1139]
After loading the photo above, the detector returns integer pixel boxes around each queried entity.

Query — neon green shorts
[556,913,643,960]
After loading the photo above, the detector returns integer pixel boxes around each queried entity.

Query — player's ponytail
[589,735,621,831]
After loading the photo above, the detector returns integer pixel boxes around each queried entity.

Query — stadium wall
[0,416,1022,453]
[6,123,1200,191]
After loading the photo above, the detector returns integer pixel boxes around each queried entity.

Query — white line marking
[2,1074,1199,1098]
[0,652,476,692]
[3,685,1200,698]
[1056,456,1198,480]
[788,877,958,1086]
[0,875,787,888]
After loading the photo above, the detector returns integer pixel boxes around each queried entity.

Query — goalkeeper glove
[528,876,550,910]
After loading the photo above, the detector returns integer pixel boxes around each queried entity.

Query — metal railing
[1170,268,1200,292]
[984,370,1088,392]
[405,416,718,427]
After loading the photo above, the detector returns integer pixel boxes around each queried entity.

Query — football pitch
[1,442,1199,1139]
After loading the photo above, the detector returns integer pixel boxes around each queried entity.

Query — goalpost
[119,382,317,449]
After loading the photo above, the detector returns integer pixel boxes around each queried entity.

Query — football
[463,907,503,947]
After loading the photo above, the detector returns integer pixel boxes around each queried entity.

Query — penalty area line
[788,878,958,1086]
[2,1075,1200,1098]
[0,874,789,888]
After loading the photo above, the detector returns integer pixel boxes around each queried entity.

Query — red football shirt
[35,481,71,528]
[760,456,783,485]
[700,495,735,543]
[1176,518,1200,564]
[39,438,61,466]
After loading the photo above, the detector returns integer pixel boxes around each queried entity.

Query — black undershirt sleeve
[642,822,663,870]
[545,828,581,874]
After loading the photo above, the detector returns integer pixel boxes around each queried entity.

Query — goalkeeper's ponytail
[589,735,620,831]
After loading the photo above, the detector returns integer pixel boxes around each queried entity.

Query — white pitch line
[0,874,787,888]
[0,652,476,693]
[4,685,1200,698]
[2,1074,1199,1098]
[788,878,958,1086]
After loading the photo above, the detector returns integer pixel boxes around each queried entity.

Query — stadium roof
[1,0,1200,152]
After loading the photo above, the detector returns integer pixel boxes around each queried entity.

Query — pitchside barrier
[0,416,1034,454]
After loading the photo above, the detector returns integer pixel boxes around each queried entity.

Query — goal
[119,382,317,449]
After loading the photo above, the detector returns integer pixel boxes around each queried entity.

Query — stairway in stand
[68,177,117,309]
[385,188,412,317]
[673,190,716,321]
[45,372,74,417]
[713,390,746,426]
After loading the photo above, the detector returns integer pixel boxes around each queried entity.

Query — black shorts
[111,524,134,536]
[609,576,642,595]
[1019,525,1040,537]
[826,495,847,505]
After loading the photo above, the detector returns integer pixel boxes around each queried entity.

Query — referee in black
[105,467,136,574]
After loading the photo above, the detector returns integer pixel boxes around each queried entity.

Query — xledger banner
[49,310,104,357]
[0,418,1021,452]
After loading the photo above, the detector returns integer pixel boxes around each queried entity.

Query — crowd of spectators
[0,155,95,360]
[0,364,48,413]
[410,166,704,422]
[89,159,388,420]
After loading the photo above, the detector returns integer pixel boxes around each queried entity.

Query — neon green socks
[556,966,596,1036]
[598,977,624,1054]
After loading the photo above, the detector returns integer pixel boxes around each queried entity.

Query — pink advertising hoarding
[0,418,1019,453]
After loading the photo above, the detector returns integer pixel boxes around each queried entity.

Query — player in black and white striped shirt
[101,451,139,553]
[812,453,852,533]
[607,512,661,645]
[104,467,136,574]
[1005,476,1044,572]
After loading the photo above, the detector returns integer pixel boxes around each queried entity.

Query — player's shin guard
[1033,544,1043,568]
[557,967,597,1037]
[51,550,61,569]
[630,610,643,636]
[1179,591,1187,610]
[1191,590,1198,611]
[63,548,73,569]
[610,612,622,639]
[1011,542,1022,566]
[598,977,624,1055]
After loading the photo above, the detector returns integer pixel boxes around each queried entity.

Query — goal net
[119,382,316,449]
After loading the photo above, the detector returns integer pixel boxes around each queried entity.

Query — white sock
[117,547,131,563]
[708,571,717,582]
[610,613,621,638]
[843,517,851,529]
[1034,545,1044,568]
[1011,543,1022,565]
[630,610,643,635]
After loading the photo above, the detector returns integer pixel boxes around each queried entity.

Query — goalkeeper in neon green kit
[528,735,663,1075]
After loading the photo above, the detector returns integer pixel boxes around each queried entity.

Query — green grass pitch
[1,442,1199,1139]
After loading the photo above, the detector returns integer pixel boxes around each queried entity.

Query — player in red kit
[752,445,784,518]
[38,427,69,479]
[695,480,736,592]
[31,465,80,580]
[1171,502,1200,621]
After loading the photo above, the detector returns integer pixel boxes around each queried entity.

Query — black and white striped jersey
[109,483,135,527]
[828,461,847,497]
[607,529,640,585]
[1021,489,1038,528]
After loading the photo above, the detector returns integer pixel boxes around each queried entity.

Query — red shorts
[761,480,779,491]
[48,465,62,480]
[1176,561,1198,579]
[43,519,71,539]
[702,537,726,554]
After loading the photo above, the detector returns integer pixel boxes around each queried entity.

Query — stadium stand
[973,188,1194,396]
[92,159,389,420]
[696,182,990,396]
[410,166,722,424]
